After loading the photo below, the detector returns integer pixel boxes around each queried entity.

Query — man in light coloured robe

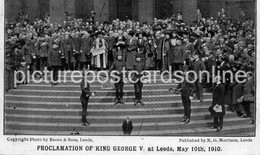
[91,32,108,69]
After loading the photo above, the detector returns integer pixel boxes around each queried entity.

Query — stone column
[138,0,154,24]
[132,0,139,20]
[64,0,76,19]
[182,0,197,24]
[5,0,23,21]
[94,0,109,22]
[50,0,65,24]
[108,0,117,21]
[24,0,40,20]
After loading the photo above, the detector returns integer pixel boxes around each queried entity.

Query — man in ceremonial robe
[91,32,108,70]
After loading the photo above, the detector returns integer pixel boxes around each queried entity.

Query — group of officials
[5,9,255,132]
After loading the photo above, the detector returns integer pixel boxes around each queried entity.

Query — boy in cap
[122,116,133,135]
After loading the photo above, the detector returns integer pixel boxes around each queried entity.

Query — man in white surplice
[91,31,108,69]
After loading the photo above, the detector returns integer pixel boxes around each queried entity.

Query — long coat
[48,48,62,67]
[191,59,206,81]
[231,82,243,105]
[21,43,32,64]
[11,50,23,70]
[122,120,133,135]
[30,39,40,57]
[39,40,49,58]
[145,39,155,69]
[171,45,185,64]
[80,37,93,63]
[126,38,138,70]
[73,36,81,61]
[242,77,254,102]
[80,78,91,104]
[154,37,164,60]
[210,83,225,117]
[61,38,74,64]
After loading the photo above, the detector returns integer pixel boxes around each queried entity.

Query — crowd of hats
[6,11,254,43]
[5,11,255,72]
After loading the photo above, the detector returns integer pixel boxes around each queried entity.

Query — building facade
[5,0,255,24]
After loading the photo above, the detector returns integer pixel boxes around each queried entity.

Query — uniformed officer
[133,54,145,106]
[190,53,206,103]
[80,70,96,126]
[109,52,126,105]
[170,69,195,124]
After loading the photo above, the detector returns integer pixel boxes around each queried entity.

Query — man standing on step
[80,70,96,126]
[190,53,206,103]
[133,54,145,106]
[170,69,194,124]
[109,52,126,105]
[209,75,225,132]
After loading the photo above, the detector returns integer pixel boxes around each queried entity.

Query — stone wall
[182,0,198,24]
[93,0,109,22]
[138,0,154,24]
[5,0,256,23]
[198,0,255,20]
[50,0,65,24]
[5,0,24,21]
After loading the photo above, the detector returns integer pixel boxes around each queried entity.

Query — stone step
[14,83,181,91]
[8,88,178,96]
[5,111,240,124]
[16,82,178,87]
[5,118,253,134]
[40,70,172,77]
[5,99,212,108]
[28,78,176,84]
[5,94,212,103]
[5,105,215,116]
[5,124,254,136]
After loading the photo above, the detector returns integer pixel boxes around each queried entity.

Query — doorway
[116,0,132,20]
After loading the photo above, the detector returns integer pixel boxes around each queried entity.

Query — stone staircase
[4,71,255,136]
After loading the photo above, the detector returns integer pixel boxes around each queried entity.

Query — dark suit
[80,37,93,69]
[48,48,62,82]
[126,38,138,70]
[61,38,74,70]
[114,36,127,62]
[80,78,91,123]
[72,36,82,70]
[210,83,225,128]
[191,59,206,101]
[242,77,254,117]
[39,40,49,72]
[176,76,195,119]
[109,60,125,100]
[133,61,145,101]
[122,120,133,135]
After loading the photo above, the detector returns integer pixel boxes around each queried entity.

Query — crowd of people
[5,9,255,128]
